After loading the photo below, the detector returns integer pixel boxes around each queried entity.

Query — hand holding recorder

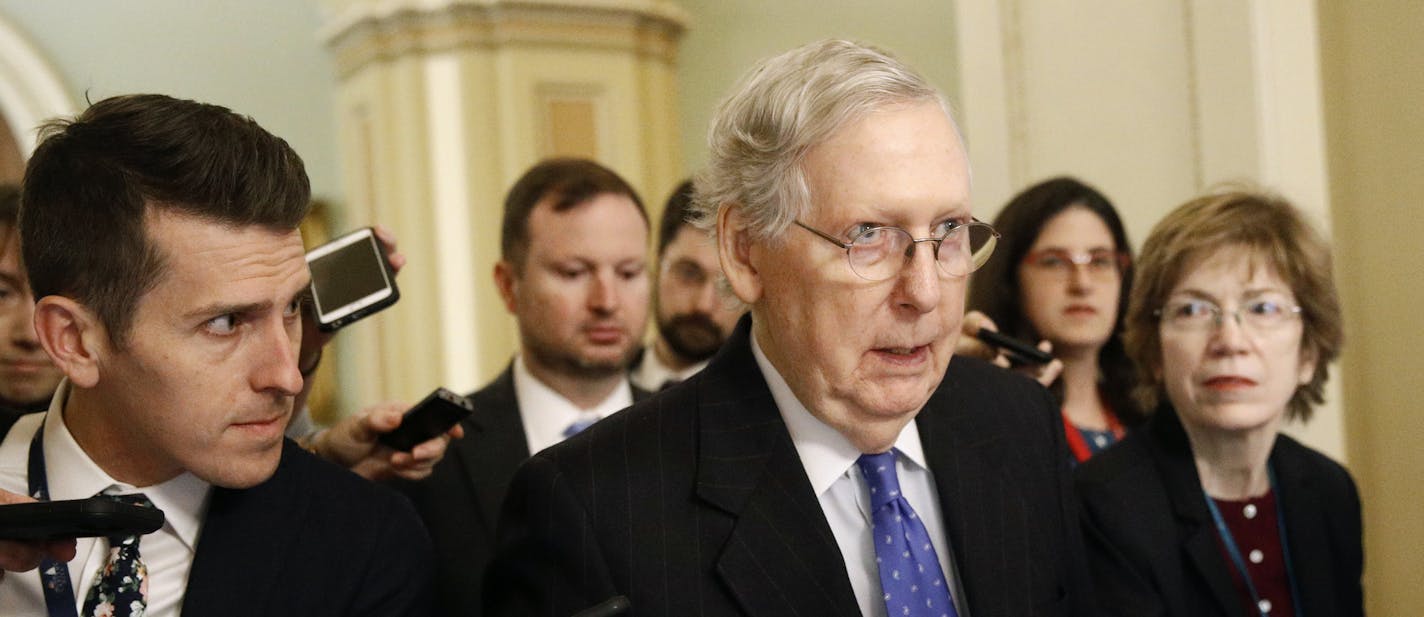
[307,391,468,483]
[0,489,79,580]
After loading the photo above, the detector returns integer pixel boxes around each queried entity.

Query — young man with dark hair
[398,157,651,617]
[0,94,433,616]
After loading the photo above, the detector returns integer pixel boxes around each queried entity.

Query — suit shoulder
[1273,434,1358,497]
[943,355,1053,403]
[938,355,1058,430]
[1074,430,1155,494]
[278,441,424,520]
[532,377,699,473]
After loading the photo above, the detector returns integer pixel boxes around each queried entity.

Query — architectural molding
[321,0,687,79]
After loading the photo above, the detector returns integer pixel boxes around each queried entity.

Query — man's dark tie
[81,493,153,617]
[856,451,959,617]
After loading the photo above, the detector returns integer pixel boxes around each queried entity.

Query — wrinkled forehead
[800,102,972,224]
[144,208,308,285]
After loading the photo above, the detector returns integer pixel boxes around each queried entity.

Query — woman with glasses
[1075,189,1362,617]
[967,176,1144,463]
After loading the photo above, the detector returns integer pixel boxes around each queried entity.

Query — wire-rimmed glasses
[1021,248,1129,280]
[794,218,999,281]
[1154,297,1303,333]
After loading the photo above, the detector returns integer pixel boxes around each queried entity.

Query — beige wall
[1319,1,1424,613]
[674,0,958,174]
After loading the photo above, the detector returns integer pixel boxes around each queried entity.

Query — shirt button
[1259,598,1272,613]
[1243,504,1258,519]
[1249,549,1264,564]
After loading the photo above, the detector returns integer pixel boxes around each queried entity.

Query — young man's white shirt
[0,380,211,617]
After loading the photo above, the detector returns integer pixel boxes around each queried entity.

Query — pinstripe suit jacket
[486,318,1093,617]
[396,365,652,617]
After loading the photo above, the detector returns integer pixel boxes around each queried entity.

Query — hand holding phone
[306,227,401,332]
[974,328,1054,366]
[378,388,474,452]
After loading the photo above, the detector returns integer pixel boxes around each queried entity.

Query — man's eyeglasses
[1021,248,1129,280]
[794,219,999,281]
[1154,297,1303,333]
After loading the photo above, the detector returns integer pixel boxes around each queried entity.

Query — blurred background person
[967,176,1144,463]
[398,157,651,617]
[1075,189,1361,616]
[630,179,743,392]
[0,185,63,418]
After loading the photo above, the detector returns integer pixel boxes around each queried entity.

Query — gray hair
[691,39,950,243]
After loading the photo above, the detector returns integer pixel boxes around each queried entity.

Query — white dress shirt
[750,334,970,617]
[513,355,634,456]
[0,380,212,617]
[628,345,708,392]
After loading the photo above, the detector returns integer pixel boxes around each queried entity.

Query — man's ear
[493,260,519,314]
[717,205,763,305]
[33,296,107,388]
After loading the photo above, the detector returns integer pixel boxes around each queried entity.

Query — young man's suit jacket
[485,317,1094,617]
[0,412,434,617]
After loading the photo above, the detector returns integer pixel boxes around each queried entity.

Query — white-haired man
[487,40,1093,617]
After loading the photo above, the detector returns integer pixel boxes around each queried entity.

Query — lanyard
[1201,466,1304,617]
[26,419,82,617]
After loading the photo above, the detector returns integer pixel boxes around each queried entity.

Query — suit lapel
[457,366,531,531]
[1150,410,1243,617]
[1272,439,1335,617]
[696,320,860,617]
[181,441,307,616]
[915,361,1014,613]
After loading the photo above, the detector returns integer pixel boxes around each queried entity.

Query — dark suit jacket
[397,364,651,617]
[0,412,434,617]
[485,317,1093,617]
[1074,406,1364,617]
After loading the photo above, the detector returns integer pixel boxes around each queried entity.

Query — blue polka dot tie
[857,451,959,617]
[80,493,153,617]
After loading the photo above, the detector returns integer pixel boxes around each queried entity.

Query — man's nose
[8,298,41,349]
[894,242,941,313]
[588,271,620,313]
[254,318,304,395]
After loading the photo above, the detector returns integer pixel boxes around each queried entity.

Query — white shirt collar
[629,345,708,392]
[749,331,929,496]
[44,379,211,551]
[513,355,634,454]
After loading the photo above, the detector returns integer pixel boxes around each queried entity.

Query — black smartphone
[974,328,1054,366]
[306,227,400,333]
[0,497,165,541]
[378,387,474,452]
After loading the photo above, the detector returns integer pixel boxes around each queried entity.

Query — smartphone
[378,387,475,452]
[0,497,165,541]
[306,227,400,332]
[975,328,1054,366]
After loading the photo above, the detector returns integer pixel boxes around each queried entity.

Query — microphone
[571,595,630,617]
